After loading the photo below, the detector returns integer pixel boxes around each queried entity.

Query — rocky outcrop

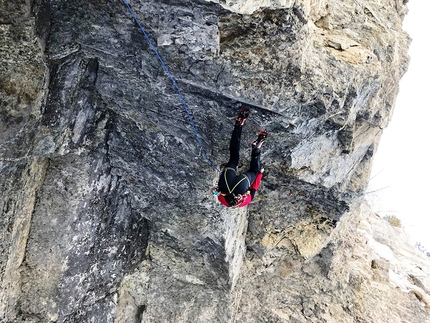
[233,201,430,322]
[2,0,429,322]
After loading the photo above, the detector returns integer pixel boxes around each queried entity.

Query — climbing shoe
[235,108,250,127]
[251,130,268,148]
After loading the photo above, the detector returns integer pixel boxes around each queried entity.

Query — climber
[212,108,267,208]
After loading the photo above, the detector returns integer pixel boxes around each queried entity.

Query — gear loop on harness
[122,0,221,173]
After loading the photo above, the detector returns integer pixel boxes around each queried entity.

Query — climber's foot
[251,130,268,148]
[235,108,250,127]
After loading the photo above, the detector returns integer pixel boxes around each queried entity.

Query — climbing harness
[214,167,251,207]
[223,168,250,194]
[122,0,221,173]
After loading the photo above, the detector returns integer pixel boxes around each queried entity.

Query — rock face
[1,0,429,322]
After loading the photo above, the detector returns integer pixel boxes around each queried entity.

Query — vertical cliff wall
[1,0,429,322]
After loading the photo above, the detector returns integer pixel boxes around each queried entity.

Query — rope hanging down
[123,0,221,173]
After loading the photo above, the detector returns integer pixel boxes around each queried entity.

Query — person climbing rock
[213,108,267,207]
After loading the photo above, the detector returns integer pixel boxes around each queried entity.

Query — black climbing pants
[218,125,261,195]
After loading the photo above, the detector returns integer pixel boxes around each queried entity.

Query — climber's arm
[249,172,263,199]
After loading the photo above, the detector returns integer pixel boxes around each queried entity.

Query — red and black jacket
[217,172,263,208]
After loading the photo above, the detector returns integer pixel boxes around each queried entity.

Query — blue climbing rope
[122,0,221,173]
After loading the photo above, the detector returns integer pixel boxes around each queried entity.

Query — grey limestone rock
[1,0,429,322]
